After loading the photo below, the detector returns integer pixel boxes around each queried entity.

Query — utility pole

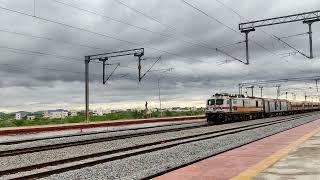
[246,86,254,97]
[276,85,281,99]
[238,84,244,95]
[85,56,90,122]
[240,28,255,64]
[158,79,162,117]
[259,86,263,98]
[307,22,313,58]
[138,56,142,82]
[292,93,296,101]
[303,19,320,58]
[305,92,307,101]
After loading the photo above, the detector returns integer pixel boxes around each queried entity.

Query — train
[205,93,320,124]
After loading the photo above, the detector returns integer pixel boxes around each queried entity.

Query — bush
[0,110,204,128]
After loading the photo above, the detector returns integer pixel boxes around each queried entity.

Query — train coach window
[216,99,224,105]
[256,101,258,107]
[243,100,245,107]
[208,99,215,105]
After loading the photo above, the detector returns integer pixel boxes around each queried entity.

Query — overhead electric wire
[0,63,99,77]
[51,0,222,53]
[0,45,82,62]
[1,4,210,64]
[113,0,249,64]
[0,28,111,52]
[140,56,161,80]
[213,0,313,61]
[278,32,308,39]
[54,0,258,67]
[240,75,320,86]
[112,0,239,54]
[0,5,205,64]
[0,62,135,81]
[273,35,310,58]
[0,45,144,77]
[180,0,285,61]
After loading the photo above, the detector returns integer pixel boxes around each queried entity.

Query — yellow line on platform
[231,126,320,180]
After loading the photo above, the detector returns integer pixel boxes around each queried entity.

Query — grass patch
[0,110,204,128]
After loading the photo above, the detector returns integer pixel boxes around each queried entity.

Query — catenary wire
[51,0,225,53]
[0,5,206,63]
[180,0,289,62]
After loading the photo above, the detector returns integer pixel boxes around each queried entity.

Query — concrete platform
[0,115,204,135]
[254,132,320,180]
[155,119,320,180]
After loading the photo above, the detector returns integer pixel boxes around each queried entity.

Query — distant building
[190,107,197,111]
[27,115,35,120]
[15,112,28,120]
[69,110,78,117]
[93,109,104,116]
[110,109,124,113]
[43,111,49,118]
[44,110,69,119]
[171,107,183,112]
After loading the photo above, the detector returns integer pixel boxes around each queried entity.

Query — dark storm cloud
[0,0,320,111]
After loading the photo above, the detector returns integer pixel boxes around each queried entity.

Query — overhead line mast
[239,10,320,60]
[84,48,144,122]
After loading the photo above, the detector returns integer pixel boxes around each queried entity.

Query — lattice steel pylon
[239,10,320,61]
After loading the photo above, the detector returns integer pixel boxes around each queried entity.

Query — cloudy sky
[0,0,319,112]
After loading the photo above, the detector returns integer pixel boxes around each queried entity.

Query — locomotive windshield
[208,99,224,105]
[208,99,215,105]
[216,99,224,105]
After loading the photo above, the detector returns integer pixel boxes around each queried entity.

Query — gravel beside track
[0,119,206,145]
[0,113,313,172]
[42,113,320,180]
[0,113,310,152]
[0,112,319,179]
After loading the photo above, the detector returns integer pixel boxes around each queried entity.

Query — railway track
[0,113,312,157]
[0,122,209,157]
[0,120,206,145]
[0,112,318,179]
[144,112,320,179]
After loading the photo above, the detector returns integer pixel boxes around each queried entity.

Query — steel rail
[0,123,210,157]
[0,120,206,146]
[0,113,313,157]
[144,114,320,179]
[0,112,318,179]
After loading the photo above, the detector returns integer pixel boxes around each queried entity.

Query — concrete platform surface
[254,132,320,180]
[155,119,320,180]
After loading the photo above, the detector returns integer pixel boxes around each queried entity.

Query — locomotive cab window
[207,99,215,105]
[216,99,224,105]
